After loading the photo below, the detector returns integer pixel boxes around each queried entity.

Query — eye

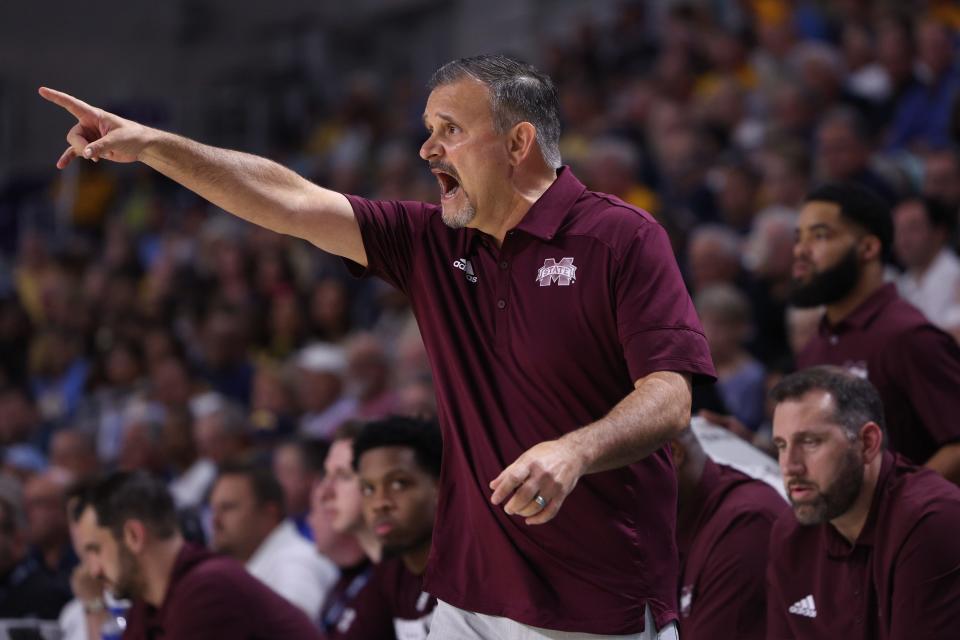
[446,124,458,135]
[390,479,408,492]
[360,483,373,497]
[801,436,821,448]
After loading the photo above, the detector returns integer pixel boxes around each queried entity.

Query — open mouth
[432,168,461,200]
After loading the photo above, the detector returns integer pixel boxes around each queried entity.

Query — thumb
[83,129,121,161]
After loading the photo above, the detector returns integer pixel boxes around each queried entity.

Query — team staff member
[70,471,322,640]
[767,366,960,639]
[41,54,714,638]
[791,182,960,482]
[671,428,787,640]
[332,416,441,639]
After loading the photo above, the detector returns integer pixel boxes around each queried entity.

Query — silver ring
[534,494,548,510]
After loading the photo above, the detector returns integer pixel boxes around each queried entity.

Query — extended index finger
[38,87,95,120]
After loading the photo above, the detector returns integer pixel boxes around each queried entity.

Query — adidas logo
[789,595,817,618]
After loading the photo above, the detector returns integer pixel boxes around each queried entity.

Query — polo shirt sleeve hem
[622,327,717,384]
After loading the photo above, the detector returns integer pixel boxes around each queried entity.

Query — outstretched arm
[490,370,691,525]
[39,87,366,266]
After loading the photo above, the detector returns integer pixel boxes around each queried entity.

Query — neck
[401,538,432,576]
[830,457,883,544]
[142,535,184,608]
[356,528,382,564]
[323,534,368,568]
[825,266,883,325]
[478,168,557,246]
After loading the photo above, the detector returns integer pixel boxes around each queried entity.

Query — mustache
[429,161,461,181]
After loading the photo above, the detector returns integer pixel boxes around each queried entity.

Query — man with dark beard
[767,366,960,639]
[791,182,960,483]
[71,471,321,640]
[331,416,441,640]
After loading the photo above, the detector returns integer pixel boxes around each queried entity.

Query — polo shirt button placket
[499,261,508,270]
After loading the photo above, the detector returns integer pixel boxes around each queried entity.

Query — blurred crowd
[2,0,960,631]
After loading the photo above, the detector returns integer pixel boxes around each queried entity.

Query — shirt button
[497,299,506,309]
[499,261,508,270]
[829,335,839,345]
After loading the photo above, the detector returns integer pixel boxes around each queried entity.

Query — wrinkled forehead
[424,78,495,124]
[773,390,840,438]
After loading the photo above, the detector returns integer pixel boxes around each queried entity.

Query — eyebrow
[422,112,459,127]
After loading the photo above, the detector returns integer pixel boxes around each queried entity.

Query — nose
[318,477,334,504]
[779,443,806,479]
[419,132,440,161]
[368,486,393,514]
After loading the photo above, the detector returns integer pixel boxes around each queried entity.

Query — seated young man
[768,366,960,639]
[331,416,441,640]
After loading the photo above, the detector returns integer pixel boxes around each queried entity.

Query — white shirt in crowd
[246,519,339,619]
[896,247,960,334]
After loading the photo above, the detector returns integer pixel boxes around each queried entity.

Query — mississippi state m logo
[536,257,577,286]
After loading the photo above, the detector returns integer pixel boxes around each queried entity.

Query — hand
[70,564,104,602]
[489,439,585,525]
[39,87,153,169]
[698,410,753,442]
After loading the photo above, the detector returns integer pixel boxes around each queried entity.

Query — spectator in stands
[815,108,897,203]
[0,476,72,619]
[190,392,249,467]
[196,303,255,405]
[886,18,960,152]
[23,468,76,590]
[346,332,398,421]
[273,438,327,540]
[921,147,960,218]
[687,224,743,293]
[0,386,41,448]
[312,422,381,635]
[70,471,322,639]
[295,343,356,439]
[209,461,337,618]
[332,416,440,639]
[672,428,787,639]
[695,285,766,432]
[792,182,960,482]
[48,429,98,481]
[767,366,960,638]
[894,196,960,338]
[248,361,298,443]
[116,401,166,474]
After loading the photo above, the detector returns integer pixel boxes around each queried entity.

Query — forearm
[562,371,692,474]
[925,442,960,485]
[139,130,348,246]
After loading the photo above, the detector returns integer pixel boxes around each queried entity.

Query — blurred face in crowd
[791,201,864,307]
[772,391,864,525]
[318,439,365,534]
[922,151,960,207]
[50,430,99,480]
[816,121,867,181]
[273,444,314,517]
[0,499,26,575]
[210,475,278,562]
[76,506,144,600]
[359,446,438,557]
[894,200,945,270]
[24,471,69,552]
[420,78,509,230]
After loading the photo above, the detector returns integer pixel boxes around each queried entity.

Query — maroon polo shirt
[123,543,322,640]
[766,451,960,640]
[676,459,788,640]
[797,283,960,465]
[330,557,436,640]
[344,167,715,634]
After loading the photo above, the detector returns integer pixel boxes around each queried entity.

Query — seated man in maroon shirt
[41,53,715,639]
[672,428,787,640]
[331,416,441,639]
[310,422,381,636]
[71,471,322,640]
[790,182,960,483]
[767,366,960,640]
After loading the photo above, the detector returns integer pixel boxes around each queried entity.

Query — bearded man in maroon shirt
[790,182,960,483]
[71,471,322,640]
[768,366,960,640]
[41,53,715,638]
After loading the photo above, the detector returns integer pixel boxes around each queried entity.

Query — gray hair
[429,54,563,169]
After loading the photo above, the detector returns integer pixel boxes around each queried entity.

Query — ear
[506,122,538,166]
[669,440,686,469]
[858,421,884,463]
[858,235,882,262]
[123,520,147,555]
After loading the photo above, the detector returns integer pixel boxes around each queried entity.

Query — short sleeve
[342,195,433,294]
[614,222,716,383]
